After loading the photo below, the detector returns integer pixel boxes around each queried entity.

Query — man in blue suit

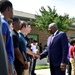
[40,23,69,75]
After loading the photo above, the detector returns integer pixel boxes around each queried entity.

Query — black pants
[50,62,65,75]
[31,59,37,75]
[14,61,24,75]
[67,59,71,75]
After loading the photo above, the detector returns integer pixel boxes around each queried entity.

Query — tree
[70,17,75,23]
[31,6,72,32]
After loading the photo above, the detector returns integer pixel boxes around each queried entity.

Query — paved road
[35,69,50,75]
[35,69,68,75]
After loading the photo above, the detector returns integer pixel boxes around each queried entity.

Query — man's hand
[23,61,28,70]
[34,54,40,59]
[8,63,12,75]
[14,69,17,75]
[60,63,66,71]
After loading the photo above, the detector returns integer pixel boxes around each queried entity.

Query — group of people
[0,1,40,75]
[1,1,75,75]
[67,38,75,75]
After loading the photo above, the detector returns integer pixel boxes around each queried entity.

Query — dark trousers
[50,62,65,75]
[31,59,37,75]
[14,61,24,75]
[67,59,71,75]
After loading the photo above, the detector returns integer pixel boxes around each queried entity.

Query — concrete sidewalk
[35,69,50,75]
[35,69,68,75]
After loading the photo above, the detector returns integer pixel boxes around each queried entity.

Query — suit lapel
[50,31,60,45]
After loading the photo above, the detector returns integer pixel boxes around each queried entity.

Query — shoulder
[69,45,74,49]
[59,31,65,34]
[1,18,8,27]
[18,32,24,41]
[59,31,67,37]
[69,46,75,52]
[1,18,9,30]
[1,18,9,34]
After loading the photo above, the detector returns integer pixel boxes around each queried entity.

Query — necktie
[50,34,54,45]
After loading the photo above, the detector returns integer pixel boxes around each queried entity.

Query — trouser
[70,58,75,75]
[67,59,71,75]
[50,62,65,75]
[22,69,29,75]
[31,58,37,75]
[22,62,30,75]
[14,62,24,75]
[16,66,23,75]
[29,59,33,75]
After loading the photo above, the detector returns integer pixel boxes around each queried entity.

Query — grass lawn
[35,64,50,70]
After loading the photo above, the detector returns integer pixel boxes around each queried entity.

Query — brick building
[13,10,75,48]
[67,23,75,39]
[13,10,50,47]
[0,1,49,47]
[1,0,75,48]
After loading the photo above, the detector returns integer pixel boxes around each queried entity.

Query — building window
[28,34,39,41]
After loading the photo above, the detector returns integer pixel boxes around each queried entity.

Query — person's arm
[73,52,75,59]
[60,33,68,71]
[61,33,69,63]
[26,47,40,58]
[8,63,12,75]
[2,34,12,75]
[2,22,8,45]
[2,34,6,45]
[40,47,48,59]
[14,48,25,66]
[12,34,26,68]
[26,47,34,56]
[73,47,75,59]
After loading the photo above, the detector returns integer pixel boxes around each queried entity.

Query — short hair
[0,1,13,13]
[33,39,37,43]
[21,21,27,29]
[8,19,13,25]
[49,23,58,29]
[12,17,20,22]
[21,21,31,29]
[70,39,75,45]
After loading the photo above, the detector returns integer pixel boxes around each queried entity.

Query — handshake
[33,53,41,59]
[23,54,41,70]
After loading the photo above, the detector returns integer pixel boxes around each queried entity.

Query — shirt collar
[53,30,58,36]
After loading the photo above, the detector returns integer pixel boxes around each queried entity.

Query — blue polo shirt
[1,18,14,64]
[19,32,27,60]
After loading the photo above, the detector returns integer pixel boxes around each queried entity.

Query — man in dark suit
[40,23,69,75]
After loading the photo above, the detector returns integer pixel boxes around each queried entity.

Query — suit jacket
[40,31,68,67]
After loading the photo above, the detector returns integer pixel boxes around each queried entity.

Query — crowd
[0,1,40,75]
[67,39,75,75]
[0,1,75,75]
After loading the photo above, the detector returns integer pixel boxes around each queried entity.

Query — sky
[9,0,75,18]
